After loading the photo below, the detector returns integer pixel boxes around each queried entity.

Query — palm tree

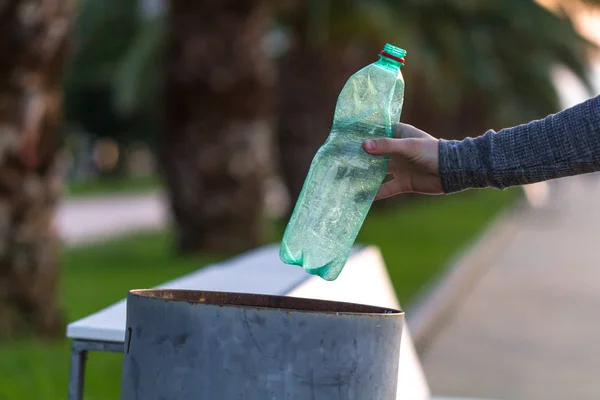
[75,0,598,255]
[162,0,275,253]
[385,0,597,138]
[276,0,598,209]
[0,0,74,338]
[80,0,275,254]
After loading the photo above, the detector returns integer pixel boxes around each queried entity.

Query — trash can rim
[128,288,404,317]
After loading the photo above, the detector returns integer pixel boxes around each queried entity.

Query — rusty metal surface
[131,288,402,315]
[121,289,404,399]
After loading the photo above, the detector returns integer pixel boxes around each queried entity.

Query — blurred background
[0,0,599,399]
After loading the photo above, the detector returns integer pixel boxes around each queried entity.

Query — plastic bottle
[280,43,406,281]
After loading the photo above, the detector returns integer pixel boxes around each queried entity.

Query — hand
[362,123,442,199]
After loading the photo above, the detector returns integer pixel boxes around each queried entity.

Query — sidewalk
[417,57,600,400]
[419,174,600,400]
[56,191,167,245]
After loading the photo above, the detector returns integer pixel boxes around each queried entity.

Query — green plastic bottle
[280,43,406,281]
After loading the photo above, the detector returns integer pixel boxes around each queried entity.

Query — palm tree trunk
[0,0,73,338]
[162,0,275,254]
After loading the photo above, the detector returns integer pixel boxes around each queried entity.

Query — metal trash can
[120,289,404,400]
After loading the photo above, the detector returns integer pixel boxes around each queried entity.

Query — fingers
[363,137,421,158]
[375,174,444,199]
[374,179,405,200]
[395,123,434,139]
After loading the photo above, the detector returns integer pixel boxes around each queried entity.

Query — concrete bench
[65,243,488,400]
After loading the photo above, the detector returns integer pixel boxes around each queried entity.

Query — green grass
[1,233,226,400]
[0,187,518,400]
[66,176,161,198]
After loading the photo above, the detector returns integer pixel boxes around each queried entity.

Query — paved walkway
[418,57,600,400]
[56,191,167,245]
[420,174,600,400]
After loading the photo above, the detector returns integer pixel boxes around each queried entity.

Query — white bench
[66,243,488,400]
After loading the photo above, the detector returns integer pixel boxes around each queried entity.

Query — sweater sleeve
[438,95,600,193]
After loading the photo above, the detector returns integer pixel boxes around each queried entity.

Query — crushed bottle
[280,43,407,281]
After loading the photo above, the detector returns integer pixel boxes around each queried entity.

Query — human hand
[362,123,442,199]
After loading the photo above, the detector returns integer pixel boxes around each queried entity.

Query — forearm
[438,95,600,193]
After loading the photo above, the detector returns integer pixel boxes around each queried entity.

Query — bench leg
[67,339,124,399]
[68,341,87,400]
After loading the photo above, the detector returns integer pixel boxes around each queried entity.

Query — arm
[439,95,600,193]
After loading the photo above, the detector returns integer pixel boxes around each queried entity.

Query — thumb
[362,137,420,158]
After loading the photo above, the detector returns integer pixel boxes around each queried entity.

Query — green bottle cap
[380,43,406,64]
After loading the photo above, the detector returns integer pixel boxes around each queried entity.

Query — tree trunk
[0,0,73,339]
[162,0,275,254]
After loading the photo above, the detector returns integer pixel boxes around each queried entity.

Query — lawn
[0,187,519,400]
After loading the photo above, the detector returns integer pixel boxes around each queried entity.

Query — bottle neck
[376,55,402,71]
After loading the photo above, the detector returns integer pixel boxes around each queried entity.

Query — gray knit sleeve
[438,95,600,193]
